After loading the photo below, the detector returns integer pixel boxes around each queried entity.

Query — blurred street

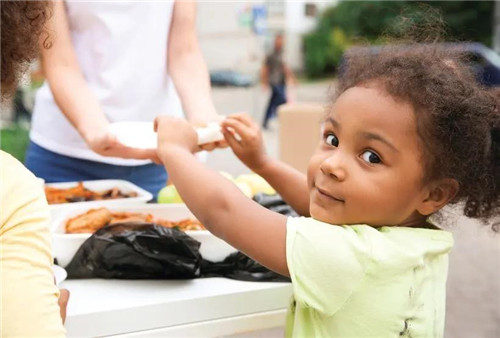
[208,82,500,338]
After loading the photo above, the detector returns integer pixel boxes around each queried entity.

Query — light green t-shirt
[285,217,453,338]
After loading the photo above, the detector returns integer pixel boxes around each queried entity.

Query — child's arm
[221,114,310,216]
[155,116,289,276]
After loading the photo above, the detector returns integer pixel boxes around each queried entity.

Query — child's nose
[320,152,347,181]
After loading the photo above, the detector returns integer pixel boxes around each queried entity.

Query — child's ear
[417,178,459,216]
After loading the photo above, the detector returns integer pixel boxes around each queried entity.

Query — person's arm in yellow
[0,152,66,337]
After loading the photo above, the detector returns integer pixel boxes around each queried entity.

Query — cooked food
[64,208,205,234]
[45,182,138,204]
[65,207,113,234]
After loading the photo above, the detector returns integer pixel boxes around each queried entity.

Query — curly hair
[336,43,500,231]
[1,0,53,99]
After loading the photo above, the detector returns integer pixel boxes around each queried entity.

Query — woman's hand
[221,113,270,172]
[154,116,198,160]
[84,126,160,163]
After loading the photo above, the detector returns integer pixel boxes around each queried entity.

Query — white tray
[45,179,153,209]
[50,203,237,267]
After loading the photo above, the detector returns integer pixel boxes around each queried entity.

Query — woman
[26,0,223,197]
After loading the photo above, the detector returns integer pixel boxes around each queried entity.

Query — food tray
[45,179,153,209]
[50,203,237,267]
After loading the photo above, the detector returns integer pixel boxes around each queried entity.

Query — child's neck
[398,216,440,230]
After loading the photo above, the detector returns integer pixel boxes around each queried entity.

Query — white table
[60,278,292,337]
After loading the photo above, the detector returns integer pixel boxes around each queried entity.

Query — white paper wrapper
[196,122,224,145]
[109,120,224,148]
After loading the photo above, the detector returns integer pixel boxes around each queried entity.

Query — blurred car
[340,42,500,87]
[210,70,254,87]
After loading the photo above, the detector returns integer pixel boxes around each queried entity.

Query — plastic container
[50,203,237,267]
[45,179,153,209]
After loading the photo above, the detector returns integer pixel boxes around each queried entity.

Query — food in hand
[65,207,204,234]
[196,122,224,145]
[45,182,138,204]
[157,185,183,204]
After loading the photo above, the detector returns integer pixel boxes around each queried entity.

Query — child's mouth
[316,187,345,203]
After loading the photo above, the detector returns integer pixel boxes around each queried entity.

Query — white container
[45,179,153,210]
[50,203,237,267]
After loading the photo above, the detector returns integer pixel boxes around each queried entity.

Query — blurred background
[1,1,499,337]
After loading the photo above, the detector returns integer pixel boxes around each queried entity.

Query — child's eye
[325,133,339,147]
[361,150,382,164]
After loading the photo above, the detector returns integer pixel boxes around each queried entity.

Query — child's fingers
[222,128,243,152]
[226,113,254,127]
[221,118,255,140]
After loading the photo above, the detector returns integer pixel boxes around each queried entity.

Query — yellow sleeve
[0,152,66,337]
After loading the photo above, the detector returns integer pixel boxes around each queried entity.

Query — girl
[154,44,499,337]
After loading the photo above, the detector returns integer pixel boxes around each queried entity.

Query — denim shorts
[25,141,167,199]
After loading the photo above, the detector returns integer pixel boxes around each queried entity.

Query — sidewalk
[208,82,500,338]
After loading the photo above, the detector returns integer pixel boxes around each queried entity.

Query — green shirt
[285,217,453,338]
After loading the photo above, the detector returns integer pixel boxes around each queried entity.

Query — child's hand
[154,116,198,158]
[221,113,270,172]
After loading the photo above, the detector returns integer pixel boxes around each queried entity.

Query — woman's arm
[221,114,310,216]
[168,1,218,124]
[155,117,289,276]
[40,1,157,161]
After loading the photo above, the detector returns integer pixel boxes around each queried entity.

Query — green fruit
[157,185,183,203]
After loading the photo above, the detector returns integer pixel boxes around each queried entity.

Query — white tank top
[30,0,183,166]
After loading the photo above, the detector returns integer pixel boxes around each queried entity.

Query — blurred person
[25,0,224,198]
[1,1,67,336]
[153,41,500,336]
[260,33,296,129]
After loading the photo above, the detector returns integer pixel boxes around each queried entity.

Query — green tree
[303,1,495,77]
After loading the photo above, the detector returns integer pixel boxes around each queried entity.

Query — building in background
[197,1,335,75]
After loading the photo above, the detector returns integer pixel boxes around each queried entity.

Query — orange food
[45,182,138,205]
[64,207,205,234]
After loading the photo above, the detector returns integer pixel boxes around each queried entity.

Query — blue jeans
[262,84,287,128]
[25,141,167,199]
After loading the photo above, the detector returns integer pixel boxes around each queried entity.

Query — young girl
[154,44,499,337]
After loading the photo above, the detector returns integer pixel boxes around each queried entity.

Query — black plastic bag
[253,193,299,217]
[66,222,202,279]
[201,252,290,282]
[65,221,289,283]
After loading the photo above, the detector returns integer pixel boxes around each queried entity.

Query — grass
[0,124,30,162]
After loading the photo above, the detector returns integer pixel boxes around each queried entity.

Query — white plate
[50,203,237,267]
[45,179,153,210]
[109,121,157,149]
[52,265,68,285]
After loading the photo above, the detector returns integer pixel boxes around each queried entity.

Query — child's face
[307,85,429,227]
